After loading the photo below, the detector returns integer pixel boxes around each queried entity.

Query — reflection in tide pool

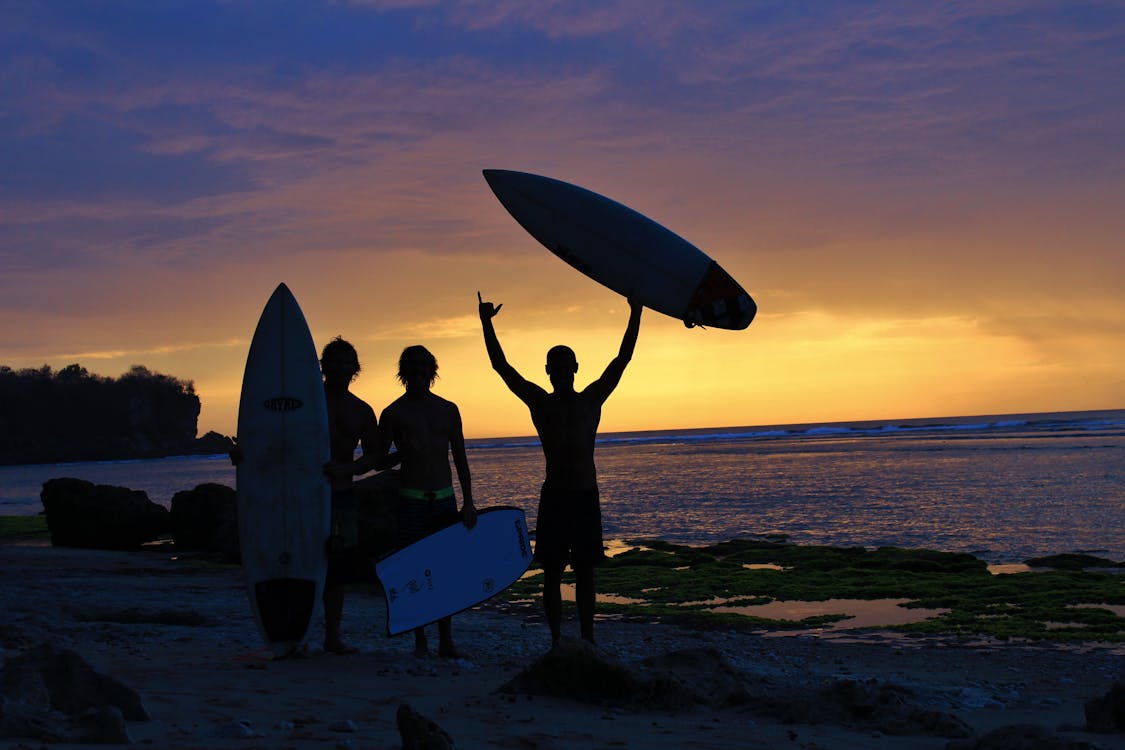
[706,598,949,629]
[537,583,949,629]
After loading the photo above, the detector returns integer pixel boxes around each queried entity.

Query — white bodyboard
[376,506,532,635]
[483,169,756,330]
[236,283,331,656]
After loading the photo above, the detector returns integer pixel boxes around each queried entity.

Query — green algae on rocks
[0,515,48,542]
[501,539,1125,642]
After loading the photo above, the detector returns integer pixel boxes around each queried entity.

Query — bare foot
[324,638,359,655]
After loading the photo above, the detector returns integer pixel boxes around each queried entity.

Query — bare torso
[325,388,378,492]
[381,392,459,491]
[529,390,601,491]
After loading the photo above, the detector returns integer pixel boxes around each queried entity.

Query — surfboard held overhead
[483,169,756,330]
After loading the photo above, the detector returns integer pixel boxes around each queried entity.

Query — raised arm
[478,291,544,404]
[587,296,643,403]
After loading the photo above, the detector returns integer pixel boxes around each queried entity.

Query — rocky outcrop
[40,478,169,549]
[0,363,202,465]
[191,430,236,456]
[0,643,147,744]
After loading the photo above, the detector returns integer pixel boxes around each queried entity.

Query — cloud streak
[1,1,1122,434]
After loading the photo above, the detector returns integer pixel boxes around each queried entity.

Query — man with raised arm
[478,291,642,648]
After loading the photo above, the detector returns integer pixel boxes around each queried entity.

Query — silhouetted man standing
[478,292,642,647]
[380,345,477,658]
[320,337,385,654]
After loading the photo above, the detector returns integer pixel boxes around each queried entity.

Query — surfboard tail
[684,262,757,330]
[254,577,317,645]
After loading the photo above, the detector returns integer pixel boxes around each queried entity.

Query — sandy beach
[1,541,1124,750]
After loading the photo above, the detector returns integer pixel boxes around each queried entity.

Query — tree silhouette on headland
[0,363,223,465]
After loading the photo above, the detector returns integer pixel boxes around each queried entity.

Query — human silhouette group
[247,291,642,657]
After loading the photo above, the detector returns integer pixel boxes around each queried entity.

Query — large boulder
[499,640,749,711]
[170,483,239,562]
[0,643,147,743]
[500,637,642,706]
[40,478,169,549]
[397,703,456,749]
[1086,680,1125,734]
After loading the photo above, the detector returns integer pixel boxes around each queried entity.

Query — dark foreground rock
[0,643,147,743]
[397,703,455,749]
[41,477,169,549]
[501,639,972,739]
[1085,680,1125,733]
[499,639,751,711]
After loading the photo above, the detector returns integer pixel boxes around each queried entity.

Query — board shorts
[396,487,459,547]
[533,484,605,567]
[326,489,371,586]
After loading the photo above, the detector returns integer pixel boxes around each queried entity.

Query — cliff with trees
[0,364,228,465]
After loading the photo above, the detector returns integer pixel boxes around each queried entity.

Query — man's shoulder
[381,394,409,417]
[344,390,375,412]
[432,392,458,409]
[342,391,373,407]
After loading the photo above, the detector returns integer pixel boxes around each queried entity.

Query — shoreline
[5,517,1125,644]
[2,542,1124,749]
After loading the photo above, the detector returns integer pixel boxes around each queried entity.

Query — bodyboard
[375,506,532,635]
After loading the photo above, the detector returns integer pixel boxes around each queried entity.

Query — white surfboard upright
[236,283,331,657]
[483,169,756,330]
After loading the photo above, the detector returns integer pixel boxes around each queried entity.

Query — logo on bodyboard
[515,519,529,558]
[263,396,303,412]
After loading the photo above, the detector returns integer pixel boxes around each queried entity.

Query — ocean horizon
[3,408,1123,564]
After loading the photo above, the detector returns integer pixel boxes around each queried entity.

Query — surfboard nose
[686,261,756,330]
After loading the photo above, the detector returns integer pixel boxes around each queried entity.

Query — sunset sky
[2,2,1123,439]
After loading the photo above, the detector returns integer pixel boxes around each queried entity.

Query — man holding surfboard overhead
[380,345,477,658]
[478,291,642,648]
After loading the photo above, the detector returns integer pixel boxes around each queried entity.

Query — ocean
[2,409,1122,564]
